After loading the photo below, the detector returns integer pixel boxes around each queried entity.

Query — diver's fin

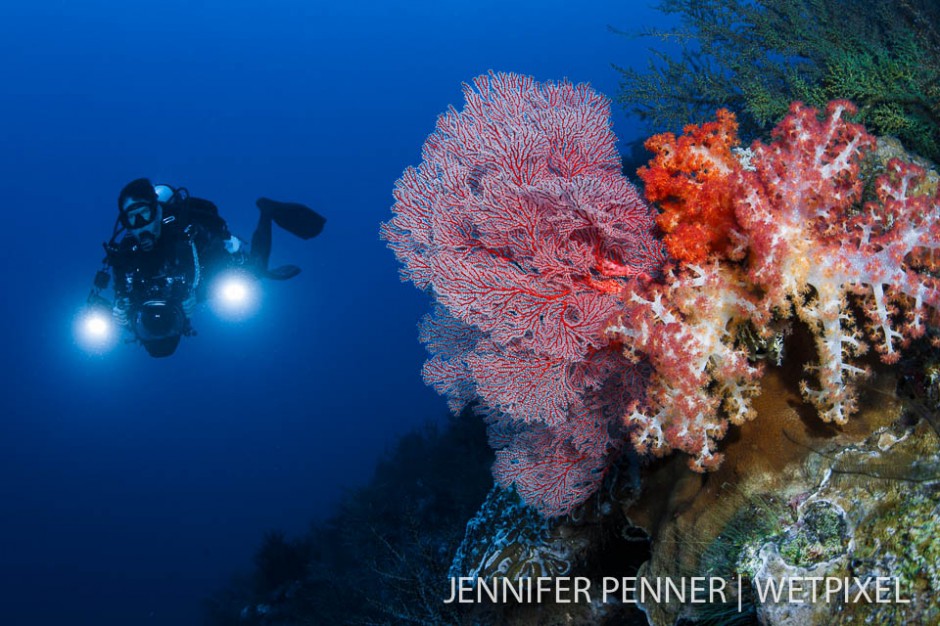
[264,264,302,280]
[256,197,326,240]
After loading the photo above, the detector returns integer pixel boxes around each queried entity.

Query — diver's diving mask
[120,200,158,229]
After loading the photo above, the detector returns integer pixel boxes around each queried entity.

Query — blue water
[0,1,666,623]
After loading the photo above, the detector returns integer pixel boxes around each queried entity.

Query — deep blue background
[0,1,668,623]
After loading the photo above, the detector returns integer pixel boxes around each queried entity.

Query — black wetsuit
[108,196,235,304]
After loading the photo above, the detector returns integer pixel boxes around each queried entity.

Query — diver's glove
[224,235,245,255]
[223,235,250,267]
[112,298,130,327]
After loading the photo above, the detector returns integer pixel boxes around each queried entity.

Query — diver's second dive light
[76,297,117,352]
[84,312,112,338]
[210,270,260,320]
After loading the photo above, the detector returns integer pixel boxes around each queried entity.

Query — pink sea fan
[382,72,665,515]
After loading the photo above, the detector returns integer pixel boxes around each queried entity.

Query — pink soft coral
[610,101,940,469]
[610,263,765,470]
[736,101,940,423]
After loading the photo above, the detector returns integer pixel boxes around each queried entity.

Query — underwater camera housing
[127,271,194,358]
[133,301,185,357]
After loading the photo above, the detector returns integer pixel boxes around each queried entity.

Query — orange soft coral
[638,109,743,263]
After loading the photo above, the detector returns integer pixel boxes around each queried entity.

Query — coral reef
[383,60,938,528]
[746,419,940,626]
[214,73,940,626]
[622,347,940,625]
[638,109,743,263]
[382,71,665,516]
[608,101,940,470]
[610,262,765,470]
[449,487,584,582]
[448,465,652,625]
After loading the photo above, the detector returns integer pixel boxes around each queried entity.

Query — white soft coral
[609,262,764,470]
[610,100,940,470]
[738,102,940,423]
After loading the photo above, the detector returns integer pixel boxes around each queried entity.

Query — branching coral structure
[608,263,766,470]
[609,100,940,470]
[738,102,940,423]
[382,72,665,516]
[385,70,939,505]
[638,109,744,264]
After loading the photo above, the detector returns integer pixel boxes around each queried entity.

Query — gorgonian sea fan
[381,71,665,516]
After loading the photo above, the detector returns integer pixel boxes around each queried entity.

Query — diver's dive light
[76,295,117,352]
[210,270,260,320]
[84,312,112,338]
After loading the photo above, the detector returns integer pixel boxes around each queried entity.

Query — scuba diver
[86,178,325,357]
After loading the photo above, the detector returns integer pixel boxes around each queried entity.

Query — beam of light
[210,270,260,320]
[75,307,117,353]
